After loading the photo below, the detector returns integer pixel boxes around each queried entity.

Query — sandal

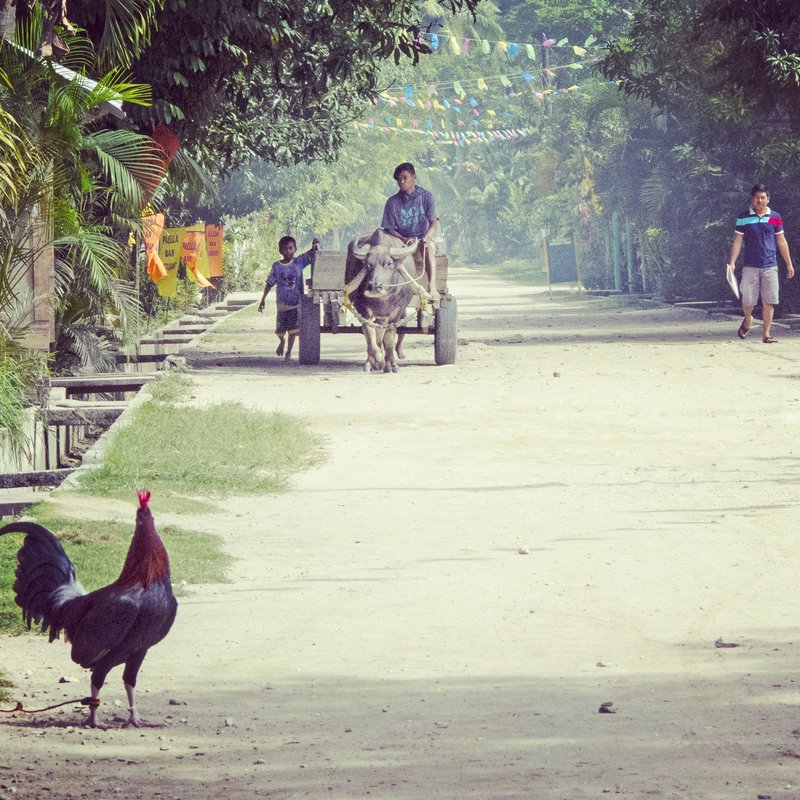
[737,323,750,339]
[762,336,778,344]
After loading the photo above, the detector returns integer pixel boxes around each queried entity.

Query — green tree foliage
[66,0,480,178]
[0,0,162,63]
[0,13,165,372]
[598,0,800,300]
[500,0,631,43]
[0,293,48,464]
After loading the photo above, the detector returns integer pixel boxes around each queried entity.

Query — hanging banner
[142,213,166,283]
[140,125,180,208]
[181,225,213,288]
[157,226,185,297]
[205,224,224,278]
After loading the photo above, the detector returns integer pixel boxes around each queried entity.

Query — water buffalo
[345,229,421,372]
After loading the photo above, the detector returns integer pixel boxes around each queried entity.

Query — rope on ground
[0,697,100,715]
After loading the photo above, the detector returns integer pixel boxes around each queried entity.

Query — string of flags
[376,71,583,120]
[360,76,588,143]
[353,121,533,147]
[383,59,592,99]
[419,32,602,59]
[142,213,224,297]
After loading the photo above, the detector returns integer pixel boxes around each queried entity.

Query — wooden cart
[298,249,457,366]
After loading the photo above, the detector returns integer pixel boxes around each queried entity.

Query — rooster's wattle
[0,489,178,727]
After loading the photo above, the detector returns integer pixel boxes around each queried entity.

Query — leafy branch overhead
[58,0,482,174]
[600,0,800,133]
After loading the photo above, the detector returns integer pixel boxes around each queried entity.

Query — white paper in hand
[726,264,739,299]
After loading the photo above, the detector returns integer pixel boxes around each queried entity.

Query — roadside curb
[56,382,156,493]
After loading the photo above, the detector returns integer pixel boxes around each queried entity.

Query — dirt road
[2,267,800,800]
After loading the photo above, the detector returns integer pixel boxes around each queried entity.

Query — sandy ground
[2,267,800,800]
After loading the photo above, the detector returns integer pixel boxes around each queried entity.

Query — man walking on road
[728,183,794,343]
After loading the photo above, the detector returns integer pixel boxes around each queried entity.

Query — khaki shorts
[740,266,779,306]
[411,240,436,273]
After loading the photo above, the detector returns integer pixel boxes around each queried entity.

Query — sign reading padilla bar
[141,216,224,297]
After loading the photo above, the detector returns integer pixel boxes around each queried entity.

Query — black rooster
[0,489,178,727]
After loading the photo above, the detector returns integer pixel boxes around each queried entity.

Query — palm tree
[0,9,163,459]
[0,0,162,68]
[1,19,163,350]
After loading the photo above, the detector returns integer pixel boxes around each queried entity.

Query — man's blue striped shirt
[734,207,784,268]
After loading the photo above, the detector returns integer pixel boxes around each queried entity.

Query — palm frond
[54,225,126,294]
[85,67,153,108]
[94,0,164,70]
[81,129,165,208]
[57,322,117,373]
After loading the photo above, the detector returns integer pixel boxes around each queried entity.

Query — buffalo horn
[389,239,418,258]
[351,239,371,260]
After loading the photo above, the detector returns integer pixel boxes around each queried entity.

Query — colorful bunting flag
[142,213,166,283]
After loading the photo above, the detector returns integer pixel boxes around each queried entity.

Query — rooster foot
[123,718,165,729]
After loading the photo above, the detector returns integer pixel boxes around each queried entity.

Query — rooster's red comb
[136,489,151,509]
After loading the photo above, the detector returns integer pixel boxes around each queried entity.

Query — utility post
[625,221,636,293]
[611,211,623,292]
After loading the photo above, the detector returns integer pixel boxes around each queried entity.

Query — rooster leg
[87,683,102,728]
[122,652,162,728]
[123,681,162,728]
[124,681,142,727]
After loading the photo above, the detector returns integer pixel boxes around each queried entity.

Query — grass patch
[148,371,196,404]
[0,505,233,637]
[0,356,323,646]
[77,400,323,500]
[0,669,13,702]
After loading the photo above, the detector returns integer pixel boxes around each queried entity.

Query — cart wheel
[299,294,321,365]
[434,296,457,365]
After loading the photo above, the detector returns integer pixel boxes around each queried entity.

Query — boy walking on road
[728,184,794,343]
[258,235,319,360]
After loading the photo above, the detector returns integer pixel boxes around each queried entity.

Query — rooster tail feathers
[0,521,84,633]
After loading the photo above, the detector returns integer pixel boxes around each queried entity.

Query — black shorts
[275,308,299,335]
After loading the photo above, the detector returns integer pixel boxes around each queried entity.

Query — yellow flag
[477,78,487,91]
[157,226,185,297]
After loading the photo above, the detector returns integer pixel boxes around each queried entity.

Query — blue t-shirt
[266,250,314,307]
[735,206,784,268]
[381,186,437,239]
